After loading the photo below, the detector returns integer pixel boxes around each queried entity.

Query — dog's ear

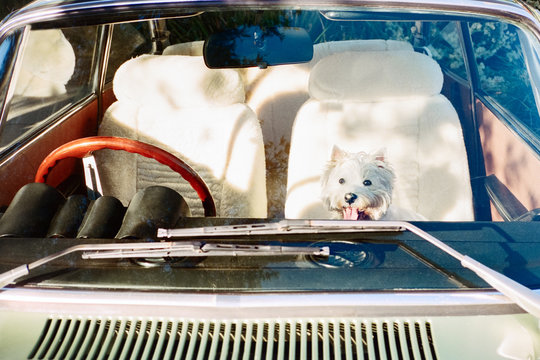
[373,148,388,167]
[330,145,347,161]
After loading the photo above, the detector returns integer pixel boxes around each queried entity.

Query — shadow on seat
[96,54,267,217]
[285,50,474,221]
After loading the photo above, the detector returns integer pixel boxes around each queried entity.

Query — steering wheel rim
[35,136,216,217]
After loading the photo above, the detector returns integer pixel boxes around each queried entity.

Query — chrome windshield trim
[0,26,27,133]
[0,287,526,317]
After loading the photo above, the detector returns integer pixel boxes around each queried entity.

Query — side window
[106,22,152,83]
[469,21,540,137]
[427,21,468,80]
[0,26,99,151]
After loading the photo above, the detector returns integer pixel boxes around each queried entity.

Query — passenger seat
[285,50,474,221]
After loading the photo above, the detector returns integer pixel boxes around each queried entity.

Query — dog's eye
[338,178,345,184]
[363,180,372,186]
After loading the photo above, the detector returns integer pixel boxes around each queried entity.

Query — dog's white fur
[321,146,426,221]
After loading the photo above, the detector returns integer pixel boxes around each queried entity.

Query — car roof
[8,0,534,16]
[0,0,538,38]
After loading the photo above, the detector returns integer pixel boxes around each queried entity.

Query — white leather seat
[285,50,474,221]
[162,40,415,218]
[96,55,267,217]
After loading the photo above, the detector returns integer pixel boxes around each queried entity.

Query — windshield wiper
[157,219,406,238]
[81,242,329,259]
[4,219,540,320]
[0,241,329,288]
[159,219,540,319]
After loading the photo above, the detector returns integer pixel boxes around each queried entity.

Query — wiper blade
[0,241,329,288]
[82,242,329,259]
[157,219,406,238]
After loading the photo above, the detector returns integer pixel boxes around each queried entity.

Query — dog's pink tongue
[343,207,360,220]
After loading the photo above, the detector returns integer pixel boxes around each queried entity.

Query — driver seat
[96,55,267,217]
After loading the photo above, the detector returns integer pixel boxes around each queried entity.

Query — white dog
[321,146,425,221]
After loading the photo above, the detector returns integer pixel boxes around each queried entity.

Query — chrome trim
[96,24,112,120]
[0,26,27,135]
[0,288,526,318]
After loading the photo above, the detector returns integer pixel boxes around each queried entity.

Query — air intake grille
[29,317,438,359]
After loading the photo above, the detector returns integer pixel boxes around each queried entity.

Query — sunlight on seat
[96,55,267,217]
[285,50,474,221]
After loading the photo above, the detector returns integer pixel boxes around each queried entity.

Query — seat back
[285,50,474,221]
[243,40,413,217]
[96,55,267,217]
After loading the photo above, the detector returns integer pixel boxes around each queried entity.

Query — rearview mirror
[204,26,313,69]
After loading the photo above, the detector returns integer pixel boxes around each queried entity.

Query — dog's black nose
[344,193,357,205]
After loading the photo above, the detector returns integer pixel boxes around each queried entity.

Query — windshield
[0,5,539,293]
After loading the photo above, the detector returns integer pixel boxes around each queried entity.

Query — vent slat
[140,320,159,360]
[129,319,147,359]
[151,321,169,360]
[196,321,211,360]
[265,321,276,360]
[96,319,118,359]
[118,319,137,360]
[59,319,82,359]
[253,320,264,360]
[309,321,318,360]
[108,319,128,360]
[85,320,105,359]
[48,317,71,358]
[232,321,244,360]
[243,321,255,360]
[376,322,388,360]
[341,320,352,360]
[386,322,400,360]
[364,322,376,360]
[397,322,410,360]
[322,321,331,360]
[220,321,233,360]
[407,321,422,360]
[35,318,60,359]
[333,320,342,360]
[184,320,199,360]
[299,321,308,360]
[353,320,364,360]
[175,319,190,359]
[417,322,437,360]
[162,321,178,360]
[207,321,221,360]
[276,320,286,360]
[29,316,438,360]
[288,321,296,360]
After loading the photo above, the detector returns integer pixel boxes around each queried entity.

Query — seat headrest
[113,55,245,108]
[309,51,443,102]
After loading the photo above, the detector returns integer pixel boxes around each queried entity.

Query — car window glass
[0,26,99,152]
[0,33,17,82]
[106,22,152,83]
[469,21,540,137]
[427,21,468,80]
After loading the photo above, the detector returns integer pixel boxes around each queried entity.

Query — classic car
[0,0,540,358]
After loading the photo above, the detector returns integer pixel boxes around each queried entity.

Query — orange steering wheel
[35,136,216,217]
